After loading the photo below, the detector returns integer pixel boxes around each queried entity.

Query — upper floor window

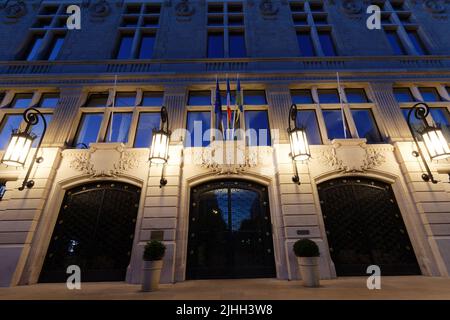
[85,93,109,108]
[142,91,164,106]
[188,91,211,106]
[243,90,267,105]
[245,110,271,146]
[10,93,33,108]
[418,87,443,102]
[393,87,415,102]
[39,93,60,108]
[185,111,211,147]
[317,89,340,103]
[115,92,136,107]
[345,89,369,103]
[0,181,6,201]
[292,89,314,104]
[296,109,322,144]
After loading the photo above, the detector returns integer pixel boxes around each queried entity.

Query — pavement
[1,276,450,300]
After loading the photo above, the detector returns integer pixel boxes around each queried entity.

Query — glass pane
[407,30,428,55]
[220,90,236,105]
[85,93,108,107]
[230,188,259,232]
[323,110,351,139]
[229,32,246,58]
[393,88,415,102]
[26,36,44,61]
[139,35,155,59]
[318,89,340,103]
[106,112,133,143]
[39,93,59,108]
[429,108,450,141]
[297,32,315,57]
[11,93,33,108]
[419,87,442,102]
[142,92,164,106]
[401,108,423,140]
[386,30,406,55]
[245,110,271,146]
[345,89,368,103]
[73,113,103,148]
[291,89,314,104]
[134,112,160,147]
[318,31,336,56]
[297,110,322,144]
[243,90,267,105]
[351,109,383,143]
[116,35,134,59]
[188,91,211,106]
[31,114,52,147]
[114,92,136,107]
[0,115,23,149]
[207,32,224,58]
[47,36,64,61]
[185,111,211,147]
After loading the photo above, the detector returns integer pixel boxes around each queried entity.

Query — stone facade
[0,0,450,287]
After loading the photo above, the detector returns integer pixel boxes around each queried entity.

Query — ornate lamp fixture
[1,108,47,190]
[149,106,171,187]
[287,103,311,184]
[407,103,450,184]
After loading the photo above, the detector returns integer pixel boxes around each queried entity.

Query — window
[0,92,5,105]
[73,113,103,148]
[0,181,5,201]
[393,87,415,102]
[32,114,53,147]
[0,114,23,149]
[38,93,60,108]
[351,109,383,143]
[429,108,450,141]
[385,30,406,55]
[401,108,423,139]
[245,110,271,146]
[188,91,211,106]
[296,110,322,144]
[26,35,44,61]
[185,111,211,147]
[207,32,225,58]
[292,89,314,104]
[323,110,351,139]
[134,112,161,148]
[142,92,164,106]
[207,2,245,58]
[345,89,369,103]
[243,90,267,105]
[85,93,109,107]
[10,93,33,108]
[406,30,428,55]
[297,31,316,57]
[105,112,133,143]
[46,35,64,60]
[318,31,336,56]
[138,34,156,59]
[220,90,236,105]
[419,87,442,102]
[116,35,134,59]
[114,92,136,107]
[318,89,340,103]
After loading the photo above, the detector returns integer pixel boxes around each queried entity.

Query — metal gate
[318,177,421,276]
[39,182,141,282]
[187,180,276,279]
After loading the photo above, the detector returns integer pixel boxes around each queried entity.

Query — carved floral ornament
[0,0,27,22]
[175,0,195,17]
[341,0,362,14]
[259,0,279,17]
[423,0,447,13]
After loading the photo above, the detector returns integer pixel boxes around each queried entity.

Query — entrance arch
[318,177,421,276]
[39,181,141,282]
[186,180,276,279]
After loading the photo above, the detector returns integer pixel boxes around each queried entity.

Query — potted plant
[293,238,320,287]
[142,240,166,292]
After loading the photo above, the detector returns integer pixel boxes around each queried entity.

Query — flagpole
[337,72,347,139]
[109,74,118,142]
[232,74,238,139]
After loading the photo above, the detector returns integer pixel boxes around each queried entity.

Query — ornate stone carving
[175,0,195,20]
[424,0,446,13]
[319,139,388,173]
[259,0,279,17]
[341,0,362,14]
[1,0,27,22]
[89,0,110,18]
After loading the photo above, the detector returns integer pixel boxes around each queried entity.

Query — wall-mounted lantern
[287,103,310,185]
[149,106,171,187]
[1,108,47,190]
[407,102,450,184]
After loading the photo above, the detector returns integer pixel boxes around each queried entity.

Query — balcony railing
[0,55,448,76]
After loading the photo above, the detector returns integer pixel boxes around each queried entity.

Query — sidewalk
[1,276,450,300]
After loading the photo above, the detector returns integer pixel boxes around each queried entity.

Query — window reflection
[351,109,383,143]
[185,111,211,147]
[429,108,450,141]
[245,110,271,146]
[296,110,322,144]
[134,112,160,147]
[73,113,103,148]
[106,112,133,143]
[323,109,351,139]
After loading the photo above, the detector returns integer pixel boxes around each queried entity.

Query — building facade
[0,0,450,286]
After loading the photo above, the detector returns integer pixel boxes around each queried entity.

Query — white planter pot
[141,260,163,292]
[297,256,320,287]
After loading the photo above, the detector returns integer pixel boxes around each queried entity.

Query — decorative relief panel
[1,0,27,23]
[318,139,391,173]
[259,0,279,19]
[63,143,147,178]
[175,0,195,21]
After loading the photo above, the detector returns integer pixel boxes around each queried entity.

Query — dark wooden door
[39,182,141,282]
[318,178,421,276]
[187,180,276,279]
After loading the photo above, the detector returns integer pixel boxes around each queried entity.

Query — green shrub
[293,239,320,257]
[143,240,166,261]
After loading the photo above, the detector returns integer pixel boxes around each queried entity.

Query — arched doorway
[186,180,276,279]
[39,181,141,282]
[318,177,421,276]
